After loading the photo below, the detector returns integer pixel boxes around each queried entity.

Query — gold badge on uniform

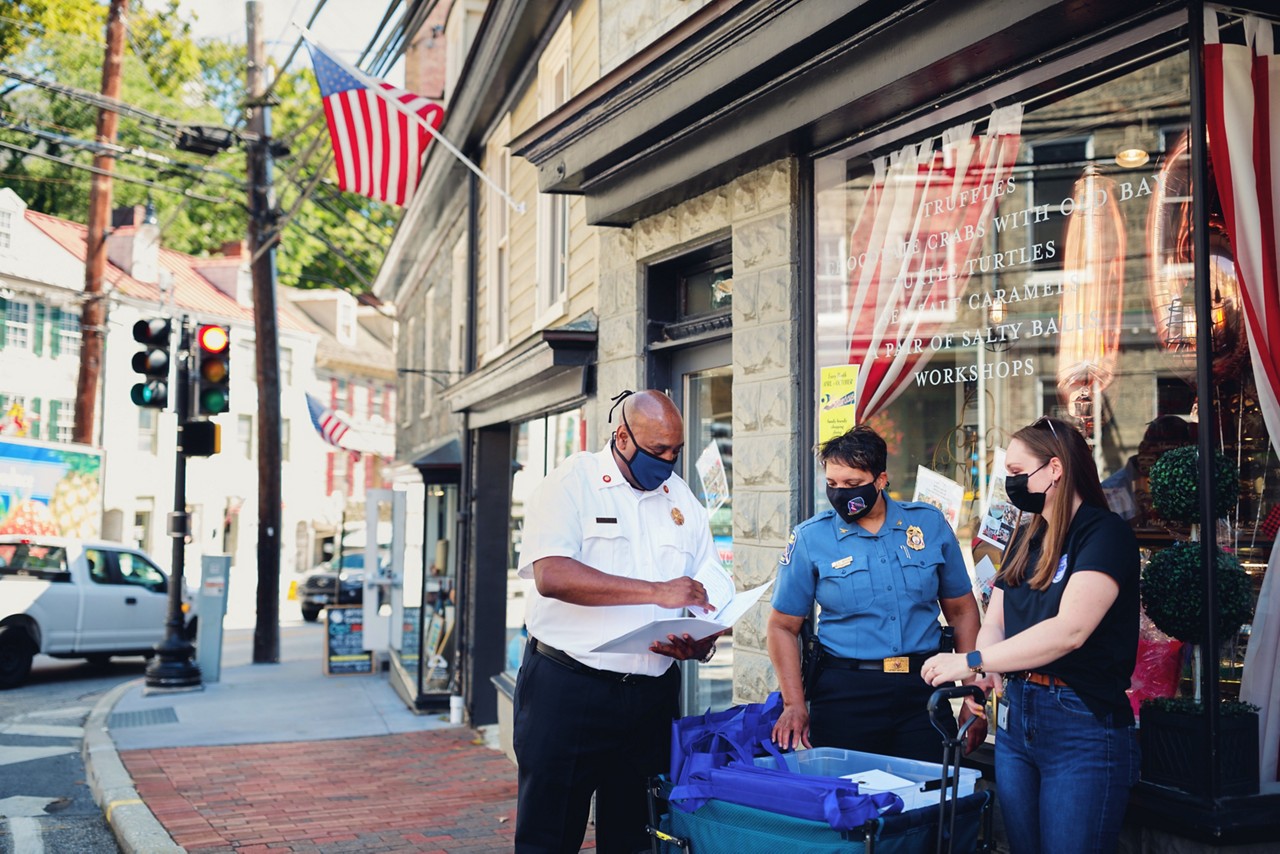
[671,508,685,526]
[906,525,925,550]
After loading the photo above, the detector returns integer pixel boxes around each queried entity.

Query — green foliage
[1148,445,1238,522]
[1140,696,1259,716]
[0,2,398,292]
[1140,542,1254,643]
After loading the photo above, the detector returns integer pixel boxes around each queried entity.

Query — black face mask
[1005,461,1050,515]
[827,481,880,523]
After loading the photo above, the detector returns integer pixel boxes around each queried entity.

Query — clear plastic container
[754,747,980,812]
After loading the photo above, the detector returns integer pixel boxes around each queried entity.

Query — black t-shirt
[996,502,1139,725]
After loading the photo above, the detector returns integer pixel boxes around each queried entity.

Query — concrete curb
[83,678,186,854]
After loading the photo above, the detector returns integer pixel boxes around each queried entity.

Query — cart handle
[927,685,985,727]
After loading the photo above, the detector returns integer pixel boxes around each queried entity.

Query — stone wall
[598,0,716,75]
[597,159,802,704]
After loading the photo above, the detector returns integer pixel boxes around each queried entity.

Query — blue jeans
[996,678,1138,854]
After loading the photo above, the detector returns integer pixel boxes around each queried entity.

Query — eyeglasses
[1033,416,1060,440]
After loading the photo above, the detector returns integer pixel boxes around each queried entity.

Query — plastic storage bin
[754,747,980,812]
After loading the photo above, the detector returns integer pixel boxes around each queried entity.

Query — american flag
[306,393,350,448]
[306,43,445,207]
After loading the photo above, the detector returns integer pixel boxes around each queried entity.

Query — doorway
[667,342,734,714]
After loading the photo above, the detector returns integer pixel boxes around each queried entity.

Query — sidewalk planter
[1139,701,1260,798]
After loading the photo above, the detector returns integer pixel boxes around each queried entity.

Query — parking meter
[196,554,231,682]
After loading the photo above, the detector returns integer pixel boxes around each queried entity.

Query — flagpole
[295,23,526,215]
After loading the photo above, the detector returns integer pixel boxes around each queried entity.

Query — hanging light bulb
[1115,124,1149,168]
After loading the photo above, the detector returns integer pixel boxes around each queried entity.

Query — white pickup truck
[0,536,195,689]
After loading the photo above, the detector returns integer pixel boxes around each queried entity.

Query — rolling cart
[648,685,993,854]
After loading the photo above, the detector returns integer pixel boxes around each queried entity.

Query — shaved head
[612,390,684,487]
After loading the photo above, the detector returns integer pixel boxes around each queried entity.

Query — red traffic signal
[194,324,231,415]
[130,317,171,408]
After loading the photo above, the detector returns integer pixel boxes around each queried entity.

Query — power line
[287,216,374,290]
[0,62,193,131]
[0,115,242,186]
[0,138,228,203]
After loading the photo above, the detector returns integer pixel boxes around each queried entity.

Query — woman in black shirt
[922,416,1139,854]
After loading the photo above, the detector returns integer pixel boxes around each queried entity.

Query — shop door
[667,340,733,715]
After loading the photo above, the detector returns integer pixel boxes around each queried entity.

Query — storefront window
[813,45,1271,719]
[505,408,584,676]
[682,364,734,714]
[404,483,459,689]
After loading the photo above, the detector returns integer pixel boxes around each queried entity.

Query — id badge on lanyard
[996,692,1010,731]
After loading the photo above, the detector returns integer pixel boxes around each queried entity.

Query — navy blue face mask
[615,409,678,491]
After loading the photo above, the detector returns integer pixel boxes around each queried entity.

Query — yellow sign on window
[818,364,859,444]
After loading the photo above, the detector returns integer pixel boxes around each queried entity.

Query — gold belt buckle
[883,656,910,673]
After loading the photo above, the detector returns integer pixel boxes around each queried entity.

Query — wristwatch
[966,650,985,676]
[700,642,718,664]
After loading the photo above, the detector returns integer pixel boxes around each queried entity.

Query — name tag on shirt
[595,517,617,524]
[831,556,853,569]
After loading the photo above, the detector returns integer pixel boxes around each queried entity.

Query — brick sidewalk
[121,728,597,853]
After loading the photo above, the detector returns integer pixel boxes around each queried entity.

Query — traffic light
[130,318,171,408]
[194,324,231,415]
[181,419,221,457]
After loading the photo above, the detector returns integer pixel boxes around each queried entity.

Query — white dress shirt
[518,443,716,676]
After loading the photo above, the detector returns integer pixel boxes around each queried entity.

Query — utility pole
[74,0,128,445]
[246,0,282,663]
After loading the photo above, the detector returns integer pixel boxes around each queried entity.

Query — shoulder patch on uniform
[779,530,797,565]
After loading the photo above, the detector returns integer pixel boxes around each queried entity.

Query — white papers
[973,555,997,589]
[694,559,736,615]
[589,579,774,654]
[912,466,964,532]
[972,555,997,611]
[695,441,730,516]
[977,448,1018,550]
[840,769,916,792]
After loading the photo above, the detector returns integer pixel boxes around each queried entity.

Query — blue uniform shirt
[772,496,972,660]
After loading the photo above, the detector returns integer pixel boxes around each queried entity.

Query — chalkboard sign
[325,606,373,675]
[399,606,421,667]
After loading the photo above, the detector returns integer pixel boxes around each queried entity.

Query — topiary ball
[1140,542,1254,643]
[1148,445,1238,522]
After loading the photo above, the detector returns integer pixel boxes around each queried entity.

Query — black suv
[298,553,376,622]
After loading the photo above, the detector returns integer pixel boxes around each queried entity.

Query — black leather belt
[822,653,933,673]
[530,637,665,684]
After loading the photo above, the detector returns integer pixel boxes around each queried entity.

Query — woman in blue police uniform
[767,425,983,761]
[923,417,1139,854]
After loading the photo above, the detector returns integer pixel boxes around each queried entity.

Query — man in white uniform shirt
[514,390,721,854]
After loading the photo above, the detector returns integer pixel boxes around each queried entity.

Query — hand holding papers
[590,562,773,654]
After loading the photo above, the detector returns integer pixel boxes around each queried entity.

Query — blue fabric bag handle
[670,691,787,787]
[668,763,904,831]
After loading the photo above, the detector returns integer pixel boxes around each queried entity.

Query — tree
[0,2,399,292]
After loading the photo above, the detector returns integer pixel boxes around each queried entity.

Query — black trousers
[808,665,957,763]
[513,641,679,854]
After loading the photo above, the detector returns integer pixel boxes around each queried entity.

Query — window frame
[4,298,33,351]
[485,115,512,358]
[535,19,573,329]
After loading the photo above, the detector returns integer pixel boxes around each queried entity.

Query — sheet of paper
[973,555,997,587]
[977,448,1017,550]
[692,559,736,615]
[911,465,964,532]
[589,580,773,654]
[840,769,916,791]
[695,441,730,516]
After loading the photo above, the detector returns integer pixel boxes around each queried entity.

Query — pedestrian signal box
[131,317,171,408]
[194,324,231,416]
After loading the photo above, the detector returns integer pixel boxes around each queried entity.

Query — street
[0,617,320,854]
